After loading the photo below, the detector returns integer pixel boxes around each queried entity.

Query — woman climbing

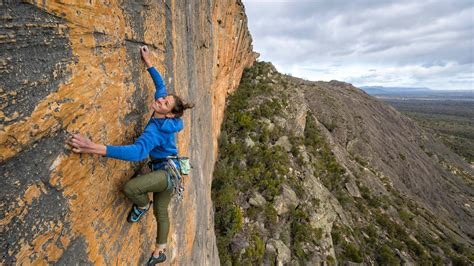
[67,46,193,265]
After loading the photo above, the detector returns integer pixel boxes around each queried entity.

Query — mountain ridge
[360,86,433,94]
[213,61,473,264]
[360,85,474,95]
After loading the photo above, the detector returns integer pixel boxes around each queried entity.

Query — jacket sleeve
[105,126,163,162]
[147,66,167,100]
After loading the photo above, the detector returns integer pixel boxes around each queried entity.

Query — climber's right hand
[67,133,107,156]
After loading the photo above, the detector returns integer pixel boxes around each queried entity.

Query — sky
[243,0,474,90]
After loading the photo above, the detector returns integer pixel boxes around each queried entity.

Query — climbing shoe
[127,204,149,223]
[146,251,166,265]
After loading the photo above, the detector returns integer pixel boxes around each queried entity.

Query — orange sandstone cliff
[0,1,256,264]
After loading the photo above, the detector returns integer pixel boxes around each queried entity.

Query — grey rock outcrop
[267,239,291,266]
[345,179,361,198]
[245,136,256,148]
[274,184,299,215]
[274,136,292,152]
[249,192,267,207]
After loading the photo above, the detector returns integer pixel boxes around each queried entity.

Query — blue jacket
[105,67,183,162]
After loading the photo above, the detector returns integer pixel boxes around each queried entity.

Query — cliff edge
[0,1,255,264]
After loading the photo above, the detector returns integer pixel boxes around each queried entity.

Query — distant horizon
[244,0,473,91]
[358,85,474,91]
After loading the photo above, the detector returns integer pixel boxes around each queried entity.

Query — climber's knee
[123,180,138,199]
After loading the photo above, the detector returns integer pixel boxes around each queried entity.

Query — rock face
[267,239,291,265]
[0,1,255,265]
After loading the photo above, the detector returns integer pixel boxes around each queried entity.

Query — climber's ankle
[153,244,167,257]
[147,246,167,265]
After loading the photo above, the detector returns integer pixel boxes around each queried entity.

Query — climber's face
[152,95,176,118]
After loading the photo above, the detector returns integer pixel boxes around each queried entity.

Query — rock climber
[67,46,193,265]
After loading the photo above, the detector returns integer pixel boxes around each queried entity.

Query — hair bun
[184,103,195,110]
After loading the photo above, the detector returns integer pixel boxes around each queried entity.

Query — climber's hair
[170,94,194,118]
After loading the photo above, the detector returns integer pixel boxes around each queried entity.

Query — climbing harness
[148,156,191,175]
[148,156,191,202]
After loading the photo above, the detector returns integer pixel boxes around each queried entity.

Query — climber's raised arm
[140,46,167,99]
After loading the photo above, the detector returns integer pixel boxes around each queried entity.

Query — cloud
[243,0,474,90]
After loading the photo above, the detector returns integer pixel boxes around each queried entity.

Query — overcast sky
[243,0,473,90]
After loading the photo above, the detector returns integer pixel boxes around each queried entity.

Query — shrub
[256,98,284,118]
[452,242,466,255]
[450,255,470,266]
[216,236,232,265]
[405,238,425,257]
[342,242,364,263]
[374,211,402,237]
[399,209,415,227]
[264,203,278,227]
[304,115,346,192]
[355,199,369,215]
[364,224,378,238]
[234,112,255,134]
[290,205,323,261]
[242,232,265,265]
[288,175,305,197]
[376,245,399,265]
[311,198,321,208]
[326,255,336,265]
[331,225,342,245]
[335,190,352,207]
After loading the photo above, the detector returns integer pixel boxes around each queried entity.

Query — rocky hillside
[0,1,255,264]
[212,62,474,265]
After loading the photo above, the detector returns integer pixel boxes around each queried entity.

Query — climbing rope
[166,159,184,202]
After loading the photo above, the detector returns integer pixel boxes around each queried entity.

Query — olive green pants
[123,170,172,244]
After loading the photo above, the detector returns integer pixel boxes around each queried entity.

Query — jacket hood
[153,118,183,133]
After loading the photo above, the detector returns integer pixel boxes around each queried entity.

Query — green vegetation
[290,205,323,261]
[304,115,347,192]
[213,62,281,264]
[213,62,319,264]
[241,232,265,265]
[331,225,364,263]
[376,245,399,265]
[341,242,364,263]
[213,61,353,264]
